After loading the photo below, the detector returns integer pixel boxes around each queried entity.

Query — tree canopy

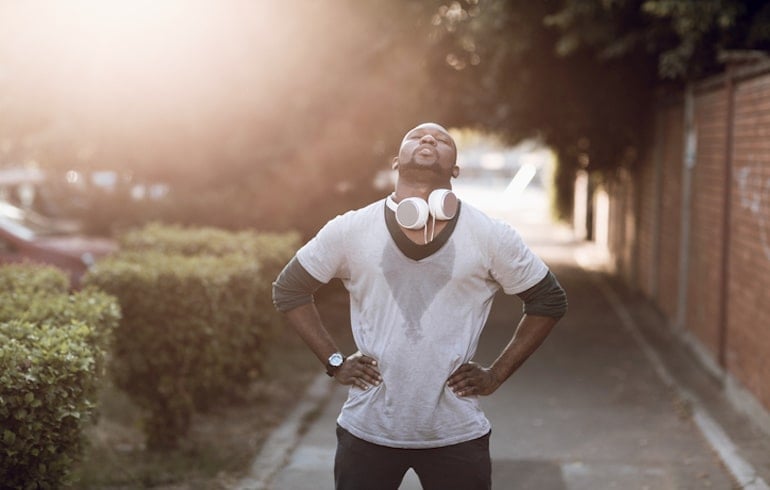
[1,0,769,230]
[424,0,770,215]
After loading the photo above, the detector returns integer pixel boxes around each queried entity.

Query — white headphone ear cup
[395,197,429,229]
[428,189,458,221]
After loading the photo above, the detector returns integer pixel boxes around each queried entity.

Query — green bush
[119,222,299,281]
[84,224,299,449]
[117,223,298,346]
[83,251,269,449]
[0,263,69,296]
[119,222,254,256]
[1,289,121,380]
[0,265,120,380]
[0,265,120,489]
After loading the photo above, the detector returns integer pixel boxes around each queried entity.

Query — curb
[233,373,334,490]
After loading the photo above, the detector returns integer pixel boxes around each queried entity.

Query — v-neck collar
[383,200,461,261]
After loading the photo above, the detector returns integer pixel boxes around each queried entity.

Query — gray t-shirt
[296,198,548,448]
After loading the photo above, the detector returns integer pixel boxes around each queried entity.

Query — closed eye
[408,131,453,146]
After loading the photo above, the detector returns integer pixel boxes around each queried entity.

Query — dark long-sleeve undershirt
[272,256,567,318]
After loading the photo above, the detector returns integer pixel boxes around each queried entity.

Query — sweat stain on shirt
[379,240,456,343]
[295,198,548,448]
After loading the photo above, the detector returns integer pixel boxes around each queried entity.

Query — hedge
[0,265,120,489]
[119,222,298,279]
[84,225,298,449]
[118,222,298,344]
[0,263,69,296]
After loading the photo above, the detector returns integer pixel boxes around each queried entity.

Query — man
[272,122,567,490]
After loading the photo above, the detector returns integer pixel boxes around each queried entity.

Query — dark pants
[334,426,492,490]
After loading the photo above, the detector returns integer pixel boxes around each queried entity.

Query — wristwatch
[326,352,345,377]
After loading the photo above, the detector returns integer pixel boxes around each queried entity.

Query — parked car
[0,201,117,288]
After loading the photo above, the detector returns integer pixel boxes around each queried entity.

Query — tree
[3,1,770,230]
[415,0,770,216]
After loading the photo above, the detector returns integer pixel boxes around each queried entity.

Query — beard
[397,159,445,182]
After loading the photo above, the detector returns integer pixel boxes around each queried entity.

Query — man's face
[395,123,459,181]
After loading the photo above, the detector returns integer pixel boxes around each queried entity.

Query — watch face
[329,352,344,367]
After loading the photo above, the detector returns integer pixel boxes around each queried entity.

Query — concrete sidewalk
[235,190,770,490]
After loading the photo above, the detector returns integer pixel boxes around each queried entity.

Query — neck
[393,180,451,202]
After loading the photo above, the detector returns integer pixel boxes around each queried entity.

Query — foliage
[543,0,770,80]
[121,220,296,261]
[408,0,770,217]
[1,320,94,489]
[4,1,770,229]
[83,226,298,449]
[0,266,120,370]
[70,286,347,489]
[120,222,299,292]
[0,265,120,489]
[0,263,69,296]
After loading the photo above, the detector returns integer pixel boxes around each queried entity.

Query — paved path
[235,184,770,489]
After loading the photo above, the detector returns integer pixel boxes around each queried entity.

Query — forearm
[284,302,341,367]
[447,313,558,396]
[284,302,382,389]
[488,314,558,385]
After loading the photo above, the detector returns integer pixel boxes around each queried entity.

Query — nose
[419,134,437,146]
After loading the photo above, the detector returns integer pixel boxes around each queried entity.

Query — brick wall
[656,104,684,322]
[607,169,637,285]
[728,74,770,409]
[687,87,729,358]
[635,111,665,299]
[596,63,770,413]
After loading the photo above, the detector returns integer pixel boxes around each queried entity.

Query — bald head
[392,122,459,187]
[401,122,457,154]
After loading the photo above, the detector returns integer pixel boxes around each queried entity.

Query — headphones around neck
[386,189,459,230]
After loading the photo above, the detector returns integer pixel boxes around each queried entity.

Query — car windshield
[0,201,65,240]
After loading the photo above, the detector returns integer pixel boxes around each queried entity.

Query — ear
[451,165,460,178]
[392,156,399,171]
